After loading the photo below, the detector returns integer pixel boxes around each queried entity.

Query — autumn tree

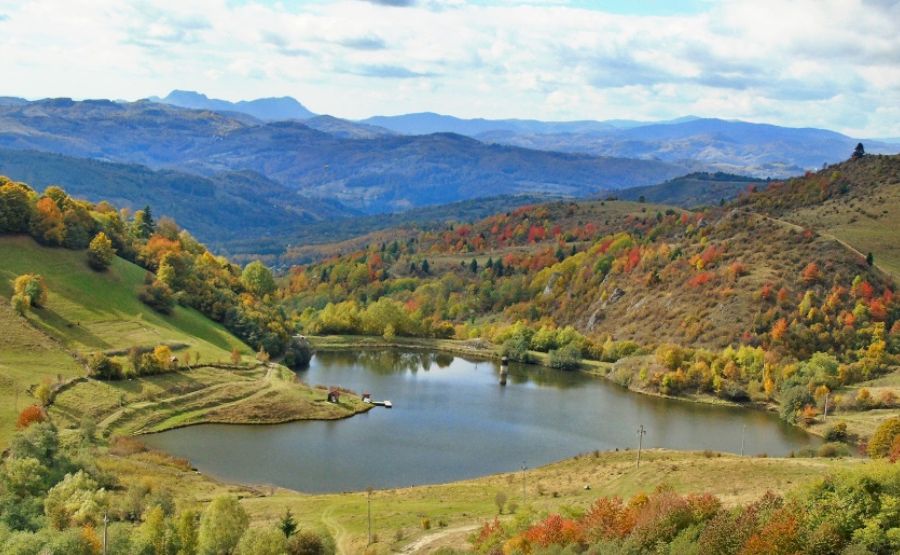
[801,262,820,284]
[868,417,900,458]
[30,197,66,246]
[13,273,48,309]
[87,231,116,271]
[16,405,46,429]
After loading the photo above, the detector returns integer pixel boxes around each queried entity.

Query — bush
[779,386,813,423]
[139,281,175,314]
[12,273,48,309]
[548,344,582,370]
[823,422,848,442]
[87,232,115,271]
[87,353,123,380]
[16,405,46,429]
[816,442,850,458]
[287,530,335,555]
[283,337,312,370]
[868,417,900,458]
[501,334,532,363]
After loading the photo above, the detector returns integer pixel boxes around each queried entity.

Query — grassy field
[777,170,900,279]
[99,444,866,554]
[0,235,250,360]
[0,298,83,446]
[50,364,371,436]
[807,368,900,440]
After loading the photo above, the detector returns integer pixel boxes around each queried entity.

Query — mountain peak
[153,90,315,121]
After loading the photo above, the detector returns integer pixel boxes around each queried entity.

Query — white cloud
[0,0,896,136]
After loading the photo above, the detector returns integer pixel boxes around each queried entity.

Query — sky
[0,0,898,137]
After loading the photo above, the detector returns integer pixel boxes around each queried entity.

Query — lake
[142,350,818,492]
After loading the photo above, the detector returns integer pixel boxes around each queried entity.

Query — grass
[0,298,82,447]
[98,445,866,554]
[806,367,900,440]
[0,235,249,361]
[50,365,371,436]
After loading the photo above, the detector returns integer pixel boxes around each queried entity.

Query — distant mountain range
[149,89,316,120]
[363,113,896,177]
[0,98,685,213]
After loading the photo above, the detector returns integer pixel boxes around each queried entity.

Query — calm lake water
[143,350,818,492]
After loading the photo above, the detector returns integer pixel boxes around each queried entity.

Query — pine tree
[852,142,865,159]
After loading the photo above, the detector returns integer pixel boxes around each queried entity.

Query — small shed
[327,389,341,403]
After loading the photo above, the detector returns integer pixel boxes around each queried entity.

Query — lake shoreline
[306,334,836,440]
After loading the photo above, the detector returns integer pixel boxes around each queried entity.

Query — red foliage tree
[16,405,46,429]
[801,262,820,284]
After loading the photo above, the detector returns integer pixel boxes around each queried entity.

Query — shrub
[823,422,848,442]
[87,232,115,271]
[779,386,813,423]
[501,334,532,363]
[868,417,900,458]
[12,273,48,309]
[283,337,313,370]
[817,442,850,458]
[139,281,175,314]
[88,353,123,380]
[287,530,335,555]
[16,405,46,429]
[548,344,581,370]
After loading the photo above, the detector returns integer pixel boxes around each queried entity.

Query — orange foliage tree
[16,404,46,429]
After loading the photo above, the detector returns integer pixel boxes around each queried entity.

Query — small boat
[372,400,393,408]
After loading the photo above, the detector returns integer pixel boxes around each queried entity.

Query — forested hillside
[280,155,900,426]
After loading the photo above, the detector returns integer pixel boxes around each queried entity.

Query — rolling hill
[0,148,357,247]
[613,172,768,207]
[0,98,687,213]
[0,234,252,446]
[739,154,900,279]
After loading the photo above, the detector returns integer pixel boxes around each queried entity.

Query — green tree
[87,232,116,271]
[866,252,874,266]
[279,508,298,538]
[0,180,34,232]
[136,504,173,555]
[852,142,865,159]
[197,496,248,555]
[236,526,287,555]
[176,508,199,555]
[241,261,276,297]
[134,205,156,238]
[43,470,106,530]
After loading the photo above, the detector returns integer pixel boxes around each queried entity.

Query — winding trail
[400,524,480,554]
[321,505,353,555]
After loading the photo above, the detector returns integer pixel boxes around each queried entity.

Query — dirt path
[321,505,354,555]
[400,524,479,554]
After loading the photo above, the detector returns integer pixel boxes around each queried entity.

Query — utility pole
[366,487,373,546]
[103,512,108,555]
[740,424,746,457]
[636,425,646,468]
[521,462,527,505]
